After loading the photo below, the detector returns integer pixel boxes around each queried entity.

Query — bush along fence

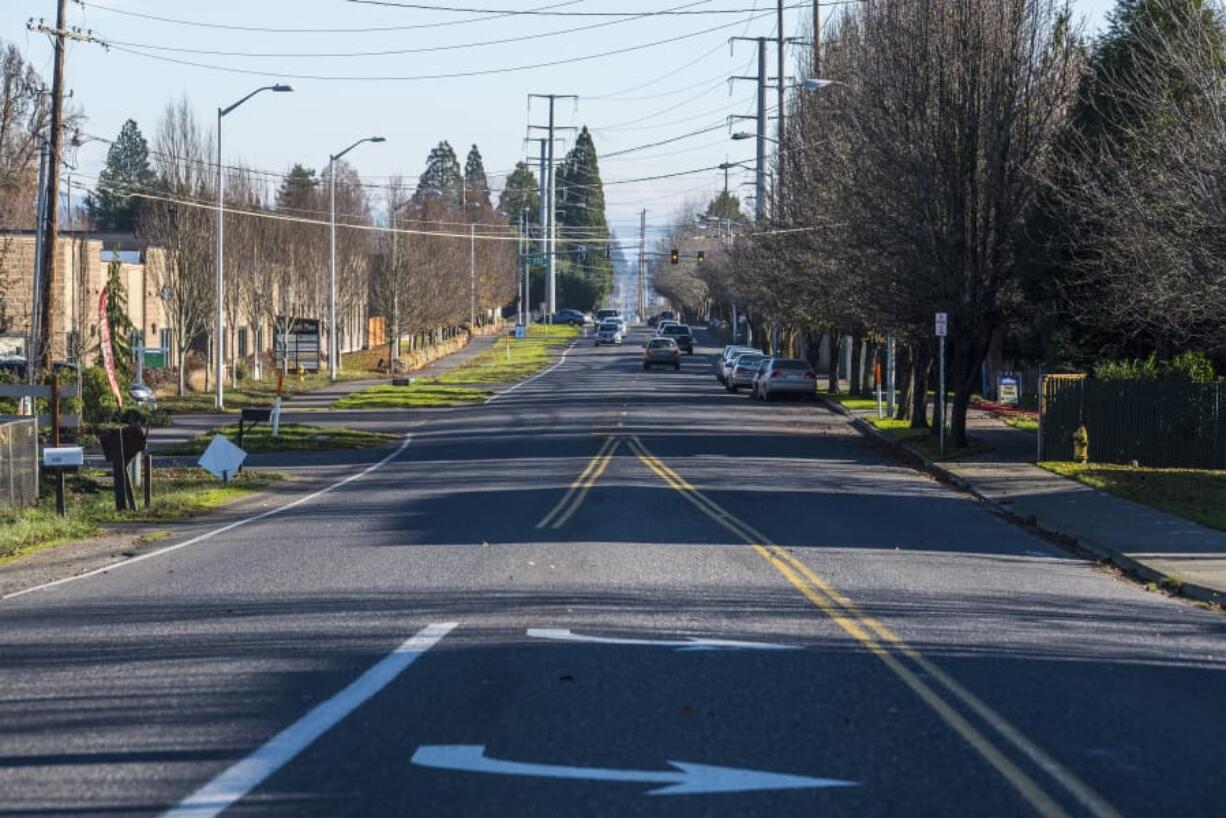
[1041,375,1226,468]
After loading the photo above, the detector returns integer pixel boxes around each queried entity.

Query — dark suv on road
[661,323,694,354]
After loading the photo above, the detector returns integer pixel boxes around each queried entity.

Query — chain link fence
[0,418,39,510]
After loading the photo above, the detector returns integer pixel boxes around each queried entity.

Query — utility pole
[527,93,577,318]
[730,38,768,222]
[776,0,786,208]
[813,0,821,76]
[638,209,647,321]
[29,142,48,385]
[470,223,476,327]
[27,2,86,374]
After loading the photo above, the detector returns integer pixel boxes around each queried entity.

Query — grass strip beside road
[160,423,395,455]
[334,324,578,409]
[159,369,374,415]
[0,469,281,563]
[1040,462,1226,532]
[863,417,990,461]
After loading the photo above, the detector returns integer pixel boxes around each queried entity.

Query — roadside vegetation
[158,365,376,415]
[1040,463,1226,532]
[159,423,394,455]
[334,325,576,409]
[0,469,281,563]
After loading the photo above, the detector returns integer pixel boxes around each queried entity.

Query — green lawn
[158,369,374,415]
[864,417,989,460]
[334,325,577,409]
[1004,416,1040,432]
[159,423,394,455]
[0,469,281,563]
[1040,462,1226,532]
[826,394,879,411]
[333,383,492,409]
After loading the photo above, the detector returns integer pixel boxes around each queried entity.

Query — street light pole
[215,83,291,411]
[470,223,476,327]
[327,135,386,381]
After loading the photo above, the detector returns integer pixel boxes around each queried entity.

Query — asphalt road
[1,325,1223,817]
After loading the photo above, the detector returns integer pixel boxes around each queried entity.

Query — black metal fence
[1041,376,1226,467]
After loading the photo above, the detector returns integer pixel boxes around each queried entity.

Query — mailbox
[43,446,84,468]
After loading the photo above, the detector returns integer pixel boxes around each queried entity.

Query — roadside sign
[514,324,526,339]
[935,312,948,337]
[997,374,1020,406]
[43,446,83,467]
[142,347,167,368]
[198,434,247,482]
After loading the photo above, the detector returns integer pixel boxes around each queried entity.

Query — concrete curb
[818,395,1223,607]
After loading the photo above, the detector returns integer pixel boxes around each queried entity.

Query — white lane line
[485,339,579,404]
[163,621,457,818]
[2,435,415,601]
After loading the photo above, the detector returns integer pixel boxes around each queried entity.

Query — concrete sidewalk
[825,397,1226,604]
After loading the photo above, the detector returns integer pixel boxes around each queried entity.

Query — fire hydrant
[1072,424,1089,463]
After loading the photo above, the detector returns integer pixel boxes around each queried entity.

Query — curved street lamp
[328,136,386,380]
[215,83,292,411]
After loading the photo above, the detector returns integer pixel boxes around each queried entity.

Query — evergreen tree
[414,141,463,207]
[276,164,318,211]
[556,127,613,302]
[87,119,155,231]
[100,250,136,371]
[706,191,745,222]
[463,144,492,211]
[498,161,540,226]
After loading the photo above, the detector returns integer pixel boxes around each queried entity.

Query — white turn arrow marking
[526,628,798,652]
[411,745,857,796]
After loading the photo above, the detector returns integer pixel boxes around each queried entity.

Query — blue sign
[514,324,526,339]
[997,374,1020,406]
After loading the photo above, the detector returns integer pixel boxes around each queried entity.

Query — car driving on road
[642,337,681,370]
[595,319,624,346]
[659,324,694,354]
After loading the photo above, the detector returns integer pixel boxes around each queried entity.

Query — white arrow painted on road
[526,628,798,652]
[411,745,857,796]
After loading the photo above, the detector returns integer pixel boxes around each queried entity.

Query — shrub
[1094,351,1216,383]
[81,364,129,425]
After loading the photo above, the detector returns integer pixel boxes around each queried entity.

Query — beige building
[0,231,369,381]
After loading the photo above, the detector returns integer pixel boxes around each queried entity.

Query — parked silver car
[751,357,817,401]
[725,353,769,392]
[716,345,757,384]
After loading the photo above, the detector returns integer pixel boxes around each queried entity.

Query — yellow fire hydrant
[1072,424,1089,463]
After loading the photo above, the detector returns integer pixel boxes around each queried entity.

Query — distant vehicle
[595,308,621,325]
[660,324,694,354]
[595,319,624,346]
[726,353,769,392]
[128,383,158,409]
[551,309,586,326]
[716,345,757,384]
[752,358,817,401]
[654,320,680,336]
[642,337,680,370]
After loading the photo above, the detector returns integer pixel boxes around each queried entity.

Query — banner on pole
[98,286,124,408]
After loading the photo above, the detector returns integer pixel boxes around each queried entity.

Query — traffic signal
[696,251,705,263]
[670,248,679,265]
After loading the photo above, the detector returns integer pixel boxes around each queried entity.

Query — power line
[71,0,590,34]
[347,1,812,16]
[103,11,776,82]
[95,0,717,59]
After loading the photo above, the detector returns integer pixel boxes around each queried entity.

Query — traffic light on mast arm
[670,248,679,265]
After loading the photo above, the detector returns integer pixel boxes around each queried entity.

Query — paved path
[2,326,1222,817]
[834,398,1226,601]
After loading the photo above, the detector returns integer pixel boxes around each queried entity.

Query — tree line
[653,0,1226,447]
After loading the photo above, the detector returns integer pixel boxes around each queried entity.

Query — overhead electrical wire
[96,0,716,59]
[103,11,776,82]
[71,0,591,34]
[346,1,813,16]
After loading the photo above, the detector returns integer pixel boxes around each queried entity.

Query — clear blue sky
[4,0,1116,243]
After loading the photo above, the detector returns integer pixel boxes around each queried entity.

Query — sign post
[935,313,948,455]
[997,374,1020,407]
[886,334,896,418]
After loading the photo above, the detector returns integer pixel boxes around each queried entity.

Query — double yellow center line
[624,434,1123,818]
[536,436,621,530]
